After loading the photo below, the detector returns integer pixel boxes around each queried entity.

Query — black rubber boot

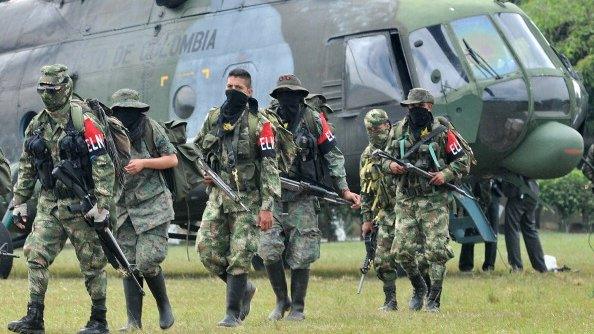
[286,269,309,321]
[426,281,443,313]
[77,305,108,334]
[408,273,428,311]
[240,279,257,321]
[218,274,247,327]
[7,301,45,334]
[265,261,291,320]
[423,273,431,298]
[145,272,174,330]
[379,280,397,311]
[119,275,143,332]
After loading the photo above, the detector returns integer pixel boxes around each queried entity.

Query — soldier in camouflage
[111,89,178,331]
[258,75,360,321]
[360,108,399,311]
[382,88,470,312]
[194,68,281,327]
[8,64,115,334]
[0,148,10,196]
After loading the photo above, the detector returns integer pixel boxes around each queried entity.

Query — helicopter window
[494,13,555,70]
[409,25,469,98]
[450,15,518,80]
[344,34,404,110]
[531,76,570,115]
[173,85,196,119]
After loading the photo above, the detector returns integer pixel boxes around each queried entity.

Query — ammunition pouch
[25,130,56,190]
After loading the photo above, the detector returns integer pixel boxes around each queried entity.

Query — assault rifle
[195,156,250,212]
[0,243,18,258]
[372,149,474,199]
[280,177,352,206]
[357,224,378,294]
[51,160,144,295]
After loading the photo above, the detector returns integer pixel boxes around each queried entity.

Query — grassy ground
[0,231,592,333]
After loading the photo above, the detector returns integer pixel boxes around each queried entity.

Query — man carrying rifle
[8,64,115,334]
[258,75,360,321]
[359,109,400,310]
[111,89,178,331]
[193,68,281,327]
[382,88,470,312]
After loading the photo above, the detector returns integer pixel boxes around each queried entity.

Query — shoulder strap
[143,119,158,158]
[401,124,447,160]
[303,106,319,136]
[71,103,84,132]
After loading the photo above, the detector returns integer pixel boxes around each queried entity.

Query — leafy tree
[520,0,593,110]
[539,169,594,232]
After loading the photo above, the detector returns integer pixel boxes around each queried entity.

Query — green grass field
[1,231,592,333]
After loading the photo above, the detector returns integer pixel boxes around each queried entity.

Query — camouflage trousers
[23,203,107,302]
[374,209,430,282]
[391,193,453,282]
[258,197,321,269]
[196,193,261,276]
[116,218,169,277]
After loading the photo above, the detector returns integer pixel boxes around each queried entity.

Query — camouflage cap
[400,88,435,106]
[110,88,150,111]
[38,64,70,85]
[364,108,389,128]
[270,74,309,98]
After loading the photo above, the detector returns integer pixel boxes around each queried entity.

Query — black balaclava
[113,107,148,151]
[408,106,433,139]
[276,90,304,131]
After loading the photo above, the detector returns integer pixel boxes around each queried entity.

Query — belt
[399,187,441,197]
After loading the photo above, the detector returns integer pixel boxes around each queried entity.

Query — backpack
[436,116,477,166]
[143,120,201,202]
[71,99,131,188]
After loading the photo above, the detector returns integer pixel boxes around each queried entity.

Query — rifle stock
[196,156,250,212]
[280,177,352,206]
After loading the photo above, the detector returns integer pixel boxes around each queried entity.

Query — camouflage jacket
[382,117,470,198]
[359,144,397,222]
[0,148,10,196]
[270,104,349,192]
[194,105,281,212]
[116,118,176,233]
[582,144,594,182]
[13,101,115,211]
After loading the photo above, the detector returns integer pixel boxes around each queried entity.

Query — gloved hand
[84,204,110,230]
[12,203,28,230]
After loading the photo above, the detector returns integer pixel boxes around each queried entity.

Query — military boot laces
[77,306,108,334]
[426,283,443,313]
[218,274,247,327]
[7,301,45,334]
[286,269,309,321]
[379,284,398,311]
[408,274,428,311]
[265,261,291,321]
[145,272,174,329]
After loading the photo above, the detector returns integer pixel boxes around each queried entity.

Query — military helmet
[38,64,71,86]
[400,88,435,107]
[110,88,150,111]
[364,108,389,128]
[270,74,309,98]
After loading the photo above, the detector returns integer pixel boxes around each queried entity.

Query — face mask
[113,108,145,129]
[408,106,433,128]
[366,126,389,148]
[38,82,72,111]
[223,89,249,116]
[276,91,304,127]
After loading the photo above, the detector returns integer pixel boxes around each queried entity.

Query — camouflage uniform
[9,65,114,334]
[111,89,176,330]
[0,148,11,196]
[258,75,352,321]
[382,88,470,312]
[360,109,399,310]
[581,144,594,182]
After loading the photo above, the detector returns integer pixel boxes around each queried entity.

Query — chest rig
[396,121,447,196]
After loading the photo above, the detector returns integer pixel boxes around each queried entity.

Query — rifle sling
[401,125,447,160]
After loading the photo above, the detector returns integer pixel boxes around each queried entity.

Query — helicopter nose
[501,121,583,179]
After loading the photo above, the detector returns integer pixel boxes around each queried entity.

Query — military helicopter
[0,0,589,277]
